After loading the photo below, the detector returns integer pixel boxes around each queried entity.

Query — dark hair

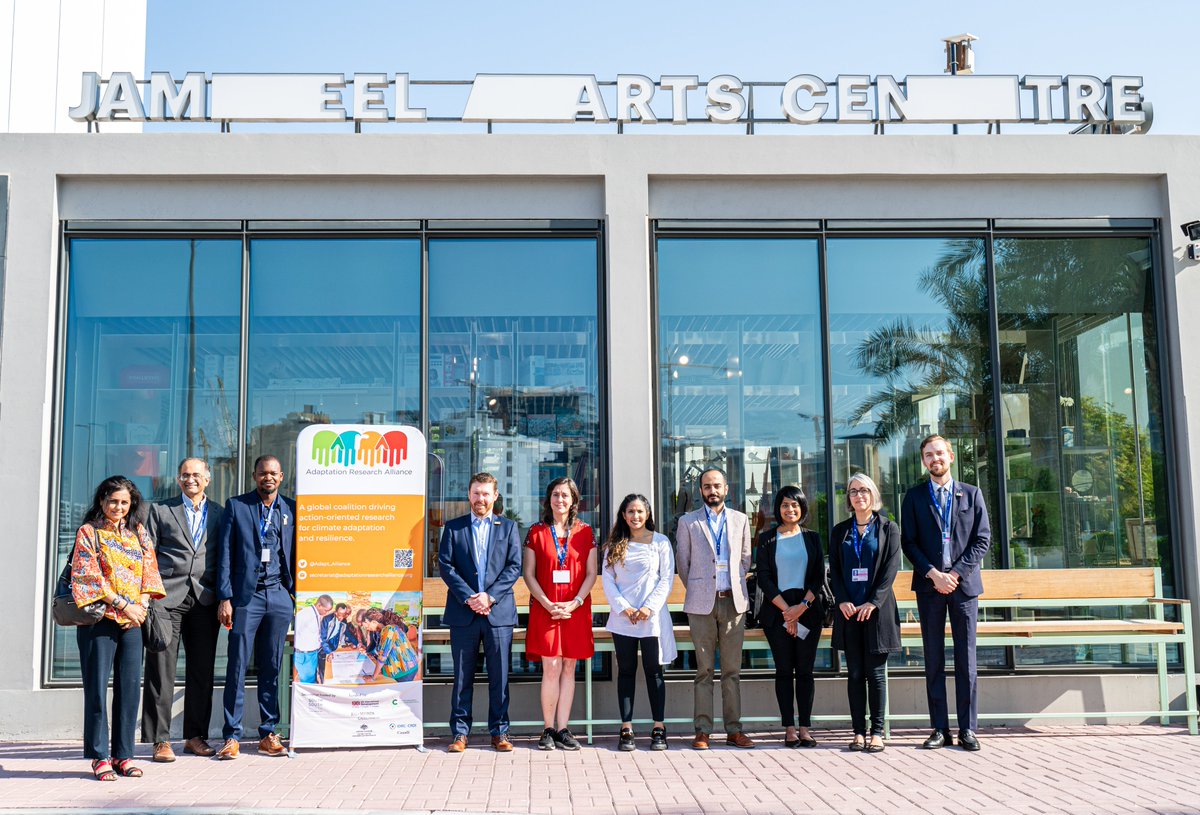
[773,485,809,526]
[83,475,144,528]
[334,603,349,613]
[253,454,282,473]
[698,466,728,486]
[316,594,334,608]
[365,607,407,628]
[540,477,581,530]
[605,493,655,570]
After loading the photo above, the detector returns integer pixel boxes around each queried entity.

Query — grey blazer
[675,506,752,615]
[147,495,225,608]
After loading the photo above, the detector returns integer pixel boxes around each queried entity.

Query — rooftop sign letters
[69,72,1148,127]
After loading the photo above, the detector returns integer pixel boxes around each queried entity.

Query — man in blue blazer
[213,454,296,760]
[438,472,522,752]
[901,434,992,752]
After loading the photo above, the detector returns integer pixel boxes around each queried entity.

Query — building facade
[3,131,1199,737]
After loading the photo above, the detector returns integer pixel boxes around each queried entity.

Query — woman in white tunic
[602,493,677,751]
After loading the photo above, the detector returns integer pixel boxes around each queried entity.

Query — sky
[145,0,1199,135]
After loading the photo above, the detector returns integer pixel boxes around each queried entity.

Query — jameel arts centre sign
[69,72,1147,126]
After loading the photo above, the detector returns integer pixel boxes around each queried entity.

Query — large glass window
[426,237,602,574]
[54,237,242,679]
[657,237,826,671]
[246,238,421,494]
[827,237,1000,545]
[997,236,1172,666]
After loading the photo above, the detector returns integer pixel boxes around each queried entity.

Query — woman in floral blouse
[70,475,165,781]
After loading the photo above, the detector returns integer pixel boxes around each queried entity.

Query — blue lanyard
[705,509,726,558]
[929,479,953,544]
[259,501,278,547]
[850,515,875,566]
[550,525,568,568]
[188,501,207,547]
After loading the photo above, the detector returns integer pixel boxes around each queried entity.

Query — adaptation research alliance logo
[310,429,409,468]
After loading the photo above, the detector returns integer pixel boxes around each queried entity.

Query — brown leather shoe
[691,732,710,750]
[447,735,468,753]
[726,732,756,748]
[183,737,215,757]
[214,739,240,760]
[491,734,514,752]
[258,733,287,757]
[152,741,176,762]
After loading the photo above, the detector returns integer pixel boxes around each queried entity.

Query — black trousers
[612,633,665,724]
[141,594,220,743]
[841,618,889,737]
[78,618,143,760]
[763,622,820,727]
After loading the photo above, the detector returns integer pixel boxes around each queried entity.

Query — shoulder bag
[51,536,106,627]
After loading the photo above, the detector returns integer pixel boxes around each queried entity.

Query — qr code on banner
[393,548,414,569]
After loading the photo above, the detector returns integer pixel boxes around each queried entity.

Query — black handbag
[142,600,171,652]
[744,570,762,630]
[51,550,105,627]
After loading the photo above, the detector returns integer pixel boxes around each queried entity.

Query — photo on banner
[292,425,426,748]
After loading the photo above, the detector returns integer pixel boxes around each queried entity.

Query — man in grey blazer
[141,457,225,762]
[676,467,755,749]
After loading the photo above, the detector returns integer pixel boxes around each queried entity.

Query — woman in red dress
[523,476,597,751]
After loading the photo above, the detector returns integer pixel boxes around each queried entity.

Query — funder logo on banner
[292,424,426,748]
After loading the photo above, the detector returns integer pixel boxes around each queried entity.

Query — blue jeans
[77,618,142,760]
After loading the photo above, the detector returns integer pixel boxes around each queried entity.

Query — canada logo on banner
[291,424,426,749]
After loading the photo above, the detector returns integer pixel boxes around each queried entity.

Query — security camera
[1181,221,1200,241]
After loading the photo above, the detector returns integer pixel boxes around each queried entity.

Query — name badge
[261,548,271,563]
[716,561,729,572]
[851,567,868,582]
[552,569,570,585]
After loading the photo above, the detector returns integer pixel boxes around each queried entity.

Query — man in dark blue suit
[214,454,296,760]
[901,434,992,753]
[438,472,522,752]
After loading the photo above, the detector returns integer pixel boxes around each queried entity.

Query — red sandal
[91,758,116,781]
[111,758,142,777]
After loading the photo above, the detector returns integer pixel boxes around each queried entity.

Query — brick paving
[3,727,1200,814]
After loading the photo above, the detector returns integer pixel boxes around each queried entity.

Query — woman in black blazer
[829,473,901,753]
[756,485,827,748]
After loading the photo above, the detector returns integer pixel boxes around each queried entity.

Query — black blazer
[900,480,992,597]
[147,495,225,608]
[829,515,902,654]
[755,527,826,631]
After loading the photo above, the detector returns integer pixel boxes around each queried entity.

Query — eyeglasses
[179,474,207,481]
[847,488,872,498]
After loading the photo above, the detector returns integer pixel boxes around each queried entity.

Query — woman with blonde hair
[829,473,901,753]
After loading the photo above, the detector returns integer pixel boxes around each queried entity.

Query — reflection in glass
[55,238,242,680]
[656,238,825,671]
[996,237,1173,667]
[427,238,601,576]
[246,239,421,494]
[827,238,999,568]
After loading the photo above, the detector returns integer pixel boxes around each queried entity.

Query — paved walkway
[3,727,1200,815]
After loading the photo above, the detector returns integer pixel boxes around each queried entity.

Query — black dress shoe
[922,729,953,749]
[958,730,981,751]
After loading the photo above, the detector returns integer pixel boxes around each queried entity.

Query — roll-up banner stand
[292,424,426,748]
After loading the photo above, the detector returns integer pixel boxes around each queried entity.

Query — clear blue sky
[146,0,1198,134]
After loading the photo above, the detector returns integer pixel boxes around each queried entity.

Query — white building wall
[0,0,146,133]
[0,133,1197,738]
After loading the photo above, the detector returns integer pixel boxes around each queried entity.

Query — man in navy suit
[214,454,296,760]
[438,472,522,752]
[901,434,992,752]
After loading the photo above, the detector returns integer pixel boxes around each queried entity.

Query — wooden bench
[280,567,1197,740]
